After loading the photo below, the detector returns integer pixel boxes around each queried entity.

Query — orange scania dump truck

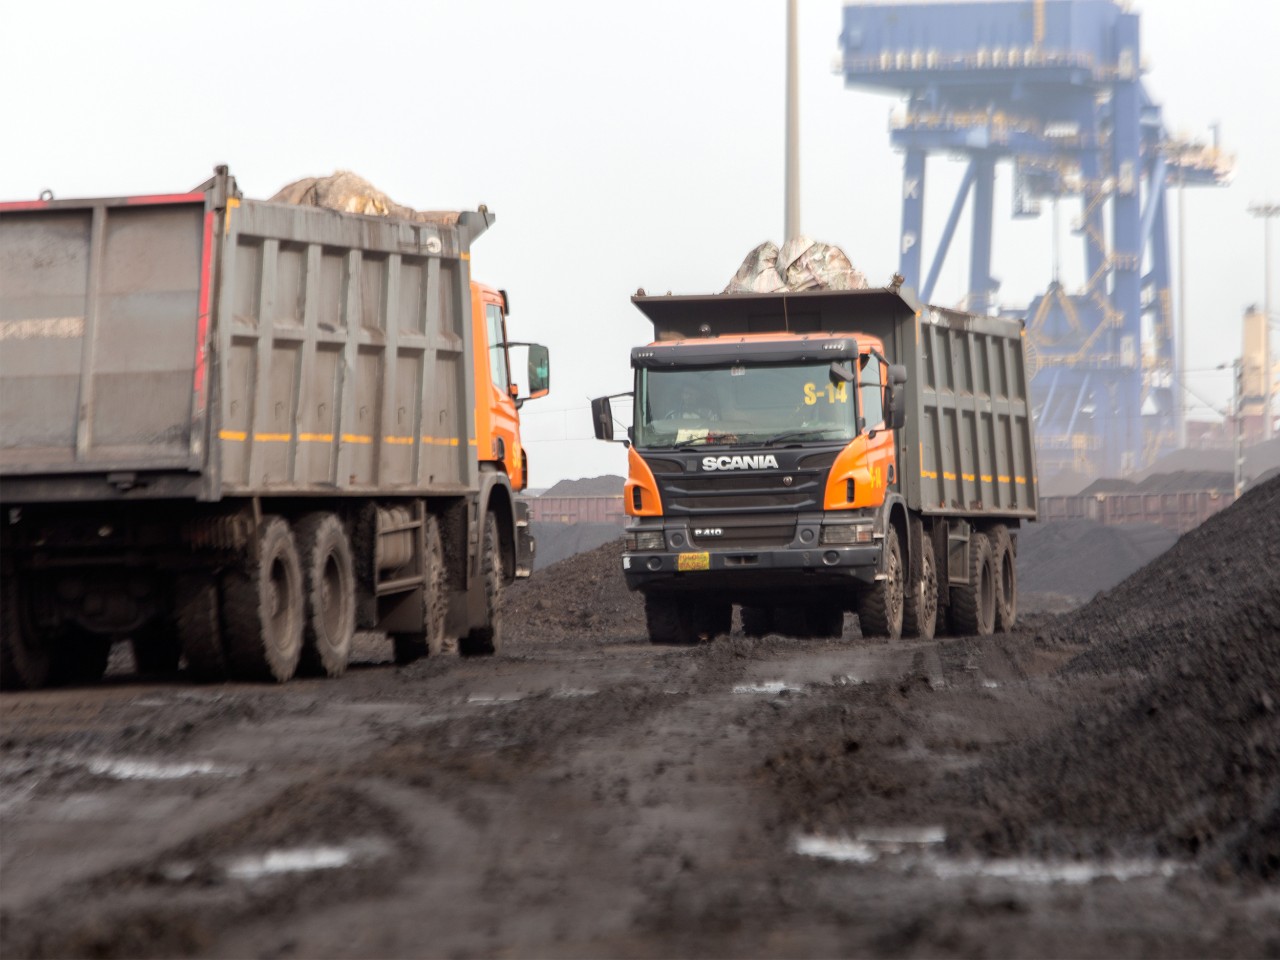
[591,286,1037,644]
[0,167,549,688]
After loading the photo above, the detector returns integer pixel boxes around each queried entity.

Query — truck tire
[693,602,732,641]
[949,532,996,636]
[393,514,450,664]
[460,513,503,657]
[902,534,938,641]
[990,524,1017,632]
[740,606,774,638]
[176,574,228,681]
[222,516,305,682]
[1,576,50,690]
[858,527,904,640]
[645,595,697,645]
[295,513,356,678]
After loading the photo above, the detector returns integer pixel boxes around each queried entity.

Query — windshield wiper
[760,429,830,446]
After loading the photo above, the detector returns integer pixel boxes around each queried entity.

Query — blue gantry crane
[838,0,1231,478]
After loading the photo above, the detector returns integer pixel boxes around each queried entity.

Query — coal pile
[962,475,1280,880]
[504,538,644,645]
[530,522,624,569]
[1017,520,1177,601]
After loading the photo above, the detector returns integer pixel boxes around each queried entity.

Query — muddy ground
[2,479,1278,958]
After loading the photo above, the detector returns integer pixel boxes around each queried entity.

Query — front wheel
[858,527,904,640]
[644,595,698,646]
[460,513,504,657]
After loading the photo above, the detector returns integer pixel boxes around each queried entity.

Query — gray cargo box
[0,169,490,503]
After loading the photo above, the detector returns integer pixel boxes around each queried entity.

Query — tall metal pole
[784,0,800,242]
[1248,202,1278,440]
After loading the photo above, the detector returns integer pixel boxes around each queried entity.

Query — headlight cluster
[820,523,874,545]
[625,531,665,552]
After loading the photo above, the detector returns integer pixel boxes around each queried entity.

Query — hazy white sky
[4,0,1276,487]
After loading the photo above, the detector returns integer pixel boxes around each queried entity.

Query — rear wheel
[460,513,504,657]
[295,513,356,678]
[902,533,938,641]
[393,514,451,664]
[991,525,1017,632]
[1,575,50,690]
[222,516,305,682]
[740,605,774,638]
[176,574,228,682]
[859,527,904,640]
[55,629,112,686]
[644,595,697,646]
[949,532,996,636]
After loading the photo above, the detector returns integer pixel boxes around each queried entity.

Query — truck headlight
[626,531,665,551]
[820,523,873,545]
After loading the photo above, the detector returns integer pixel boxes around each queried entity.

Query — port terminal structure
[839,0,1232,477]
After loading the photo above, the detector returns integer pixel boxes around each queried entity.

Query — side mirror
[591,396,615,441]
[887,384,907,430]
[526,344,550,399]
[889,363,907,386]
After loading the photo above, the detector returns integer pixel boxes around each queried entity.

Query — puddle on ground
[795,828,1180,884]
[223,838,390,881]
[86,758,245,781]
[466,693,525,705]
[733,681,805,695]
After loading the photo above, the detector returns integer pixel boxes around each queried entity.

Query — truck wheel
[902,534,938,641]
[460,513,503,657]
[693,602,732,641]
[858,527,904,640]
[131,626,181,677]
[1,576,50,690]
[990,525,1017,632]
[393,514,451,664]
[645,595,697,645]
[740,606,774,638]
[222,516,304,682]
[176,574,228,681]
[949,532,996,636]
[295,513,356,677]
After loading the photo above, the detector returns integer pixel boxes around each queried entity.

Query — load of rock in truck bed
[270,170,468,224]
[723,237,869,293]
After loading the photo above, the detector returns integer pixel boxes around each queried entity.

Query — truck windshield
[634,364,857,448]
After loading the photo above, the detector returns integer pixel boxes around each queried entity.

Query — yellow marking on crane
[219,429,247,441]
[341,433,373,444]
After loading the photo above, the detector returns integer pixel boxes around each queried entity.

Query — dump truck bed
[0,171,488,503]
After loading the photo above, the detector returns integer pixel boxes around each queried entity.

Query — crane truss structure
[838,0,1231,478]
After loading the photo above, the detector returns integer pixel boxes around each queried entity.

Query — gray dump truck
[0,167,545,688]
[592,286,1038,643]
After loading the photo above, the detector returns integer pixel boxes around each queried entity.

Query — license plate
[677,552,710,571]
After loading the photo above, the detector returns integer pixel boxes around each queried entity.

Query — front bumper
[622,542,881,595]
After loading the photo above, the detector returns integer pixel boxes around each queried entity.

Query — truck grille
[657,469,823,516]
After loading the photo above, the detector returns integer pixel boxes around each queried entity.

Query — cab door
[858,351,895,501]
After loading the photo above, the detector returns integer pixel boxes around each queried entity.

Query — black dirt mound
[503,538,645,644]
[540,475,625,497]
[958,476,1280,880]
[1017,520,1176,600]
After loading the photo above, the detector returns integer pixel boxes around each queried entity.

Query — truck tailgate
[0,195,209,476]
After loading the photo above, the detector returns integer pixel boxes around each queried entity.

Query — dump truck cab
[470,281,550,579]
